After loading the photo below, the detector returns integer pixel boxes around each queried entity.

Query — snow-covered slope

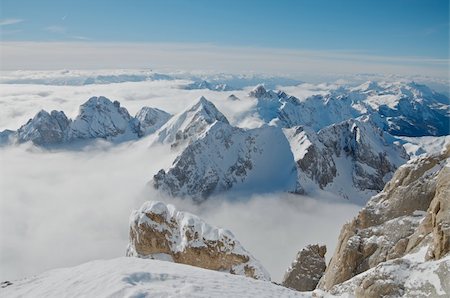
[151,96,230,150]
[153,121,299,201]
[284,116,408,203]
[127,201,270,280]
[0,257,310,298]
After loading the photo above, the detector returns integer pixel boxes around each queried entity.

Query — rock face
[317,145,450,297]
[135,107,171,136]
[282,244,327,291]
[284,116,408,203]
[17,110,70,145]
[126,201,270,281]
[153,121,299,201]
[68,96,138,140]
[153,96,229,150]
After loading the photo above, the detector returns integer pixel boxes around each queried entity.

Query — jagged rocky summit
[183,80,234,91]
[2,96,172,146]
[249,81,450,137]
[284,116,409,203]
[151,96,229,150]
[126,200,270,281]
[152,97,407,202]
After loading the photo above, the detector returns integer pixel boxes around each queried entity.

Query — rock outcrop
[282,244,327,291]
[316,145,450,297]
[126,201,270,281]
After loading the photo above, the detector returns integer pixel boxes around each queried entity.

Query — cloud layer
[0,140,359,282]
[0,78,364,282]
[1,42,448,78]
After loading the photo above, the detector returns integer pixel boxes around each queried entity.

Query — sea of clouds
[0,71,382,282]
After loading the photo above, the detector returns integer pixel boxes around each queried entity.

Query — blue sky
[1,0,448,58]
[0,0,448,76]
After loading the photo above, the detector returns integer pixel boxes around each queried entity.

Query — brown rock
[126,201,270,280]
[318,145,450,291]
[282,244,327,291]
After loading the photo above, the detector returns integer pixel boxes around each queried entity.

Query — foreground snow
[1,257,310,298]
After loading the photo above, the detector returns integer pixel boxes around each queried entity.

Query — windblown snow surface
[1,257,310,298]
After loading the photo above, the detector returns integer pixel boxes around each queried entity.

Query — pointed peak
[35,109,50,117]
[249,84,268,98]
[198,95,209,103]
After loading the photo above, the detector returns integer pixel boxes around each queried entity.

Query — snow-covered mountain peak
[249,84,268,98]
[16,109,71,145]
[135,106,171,136]
[351,81,382,93]
[68,96,137,140]
[153,120,299,200]
[152,96,229,149]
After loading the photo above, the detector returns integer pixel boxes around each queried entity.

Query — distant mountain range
[1,81,448,203]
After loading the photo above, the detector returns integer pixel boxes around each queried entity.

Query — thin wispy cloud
[45,25,67,34]
[71,35,91,41]
[0,18,23,26]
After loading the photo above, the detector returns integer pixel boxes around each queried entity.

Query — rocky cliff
[315,145,450,297]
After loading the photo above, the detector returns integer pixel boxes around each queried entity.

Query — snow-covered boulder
[68,96,138,140]
[317,145,450,296]
[153,121,299,200]
[282,244,327,291]
[17,110,70,145]
[135,107,171,136]
[126,201,270,281]
[152,96,229,150]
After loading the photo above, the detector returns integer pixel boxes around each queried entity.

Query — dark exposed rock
[282,244,327,291]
